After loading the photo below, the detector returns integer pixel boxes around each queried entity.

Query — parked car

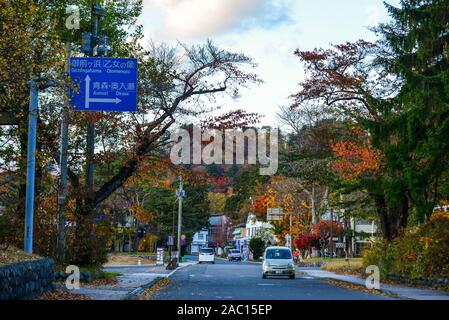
[324,252,337,258]
[228,249,242,261]
[198,247,215,264]
[262,246,295,279]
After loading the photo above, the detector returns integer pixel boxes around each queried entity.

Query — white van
[262,246,295,279]
[198,247,215,264]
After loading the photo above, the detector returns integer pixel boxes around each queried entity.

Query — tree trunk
[311,185,318,224]
[374,193,409,241]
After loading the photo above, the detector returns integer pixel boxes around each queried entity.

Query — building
[351,218,377,256]
[232,223,247,253]
[245,213,274,239]
[190,228,209,254]
[208,214,233,249]
[321,210,378,257]
[235,213,276,260]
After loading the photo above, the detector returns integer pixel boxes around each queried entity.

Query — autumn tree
[0,0,144,260]
[291,38,411,240]
[294,233,320,259]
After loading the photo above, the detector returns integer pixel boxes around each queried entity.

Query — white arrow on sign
[84,75,122,109]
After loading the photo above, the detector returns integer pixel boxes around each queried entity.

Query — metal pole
[177,176,183,264]
[24,78,38,253]
[57,44,71,260]
[86,0,100,197]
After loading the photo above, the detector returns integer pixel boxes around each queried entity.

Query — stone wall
[0,258,54,300]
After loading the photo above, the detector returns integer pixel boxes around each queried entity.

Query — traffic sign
[267,208,284,221]
[69,57,138,112]
[176,189,186,198]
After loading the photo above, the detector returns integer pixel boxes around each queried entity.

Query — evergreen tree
[377,0,449,222]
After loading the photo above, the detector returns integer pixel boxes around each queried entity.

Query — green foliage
[224,167,269,218]
[249,237,265,260]
[145,183,210,244]
[66,215,114,267]
[375,0,449,222]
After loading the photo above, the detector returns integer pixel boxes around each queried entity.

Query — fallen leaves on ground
[329,267,365,277]
[0,246,41,266]
[54,277,119,287]
[37,290,92,300]
[135,278,170,300]
[324,278,398,298]
[105,253,155,266]
[88,277,119,286]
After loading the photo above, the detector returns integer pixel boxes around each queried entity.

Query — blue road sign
[69,57,138,112]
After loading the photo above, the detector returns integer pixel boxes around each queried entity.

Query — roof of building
[208,215,229,226]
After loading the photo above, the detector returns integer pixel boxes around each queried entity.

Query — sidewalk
[69,262,196,300]
[299,267,449,300]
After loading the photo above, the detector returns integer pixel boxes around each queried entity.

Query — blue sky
[140,0,400,126]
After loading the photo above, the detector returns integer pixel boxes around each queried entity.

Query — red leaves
[291,40,379,114]
[330,127,382,180]
[311,220,344,240]
[201,109,262,130]
[212,176,231,190]
[294,50,327,62]
[294,233,320,250]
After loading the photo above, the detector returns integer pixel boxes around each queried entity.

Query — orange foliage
[330,129,382,180]
[253,195,269,214]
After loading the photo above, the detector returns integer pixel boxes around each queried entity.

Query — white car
[198,247,215,264]
[262,246,295,279]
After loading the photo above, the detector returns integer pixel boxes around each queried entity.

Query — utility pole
[24,78,38,253]
[176,176,185,264]
[56,44,71,261]
[289,213,293,251]
[329,208,334,259]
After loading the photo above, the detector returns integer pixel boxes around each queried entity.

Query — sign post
[156,247,164,266]
[69,57,138,112]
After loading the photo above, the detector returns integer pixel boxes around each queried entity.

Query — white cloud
[365,4,382,27]
[143,0,261,38]
[138,0,402,127]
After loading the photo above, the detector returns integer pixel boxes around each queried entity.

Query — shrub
[363,210,449,280]
[249,237,265,260]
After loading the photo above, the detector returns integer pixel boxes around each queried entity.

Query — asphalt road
[152,257,392,300]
